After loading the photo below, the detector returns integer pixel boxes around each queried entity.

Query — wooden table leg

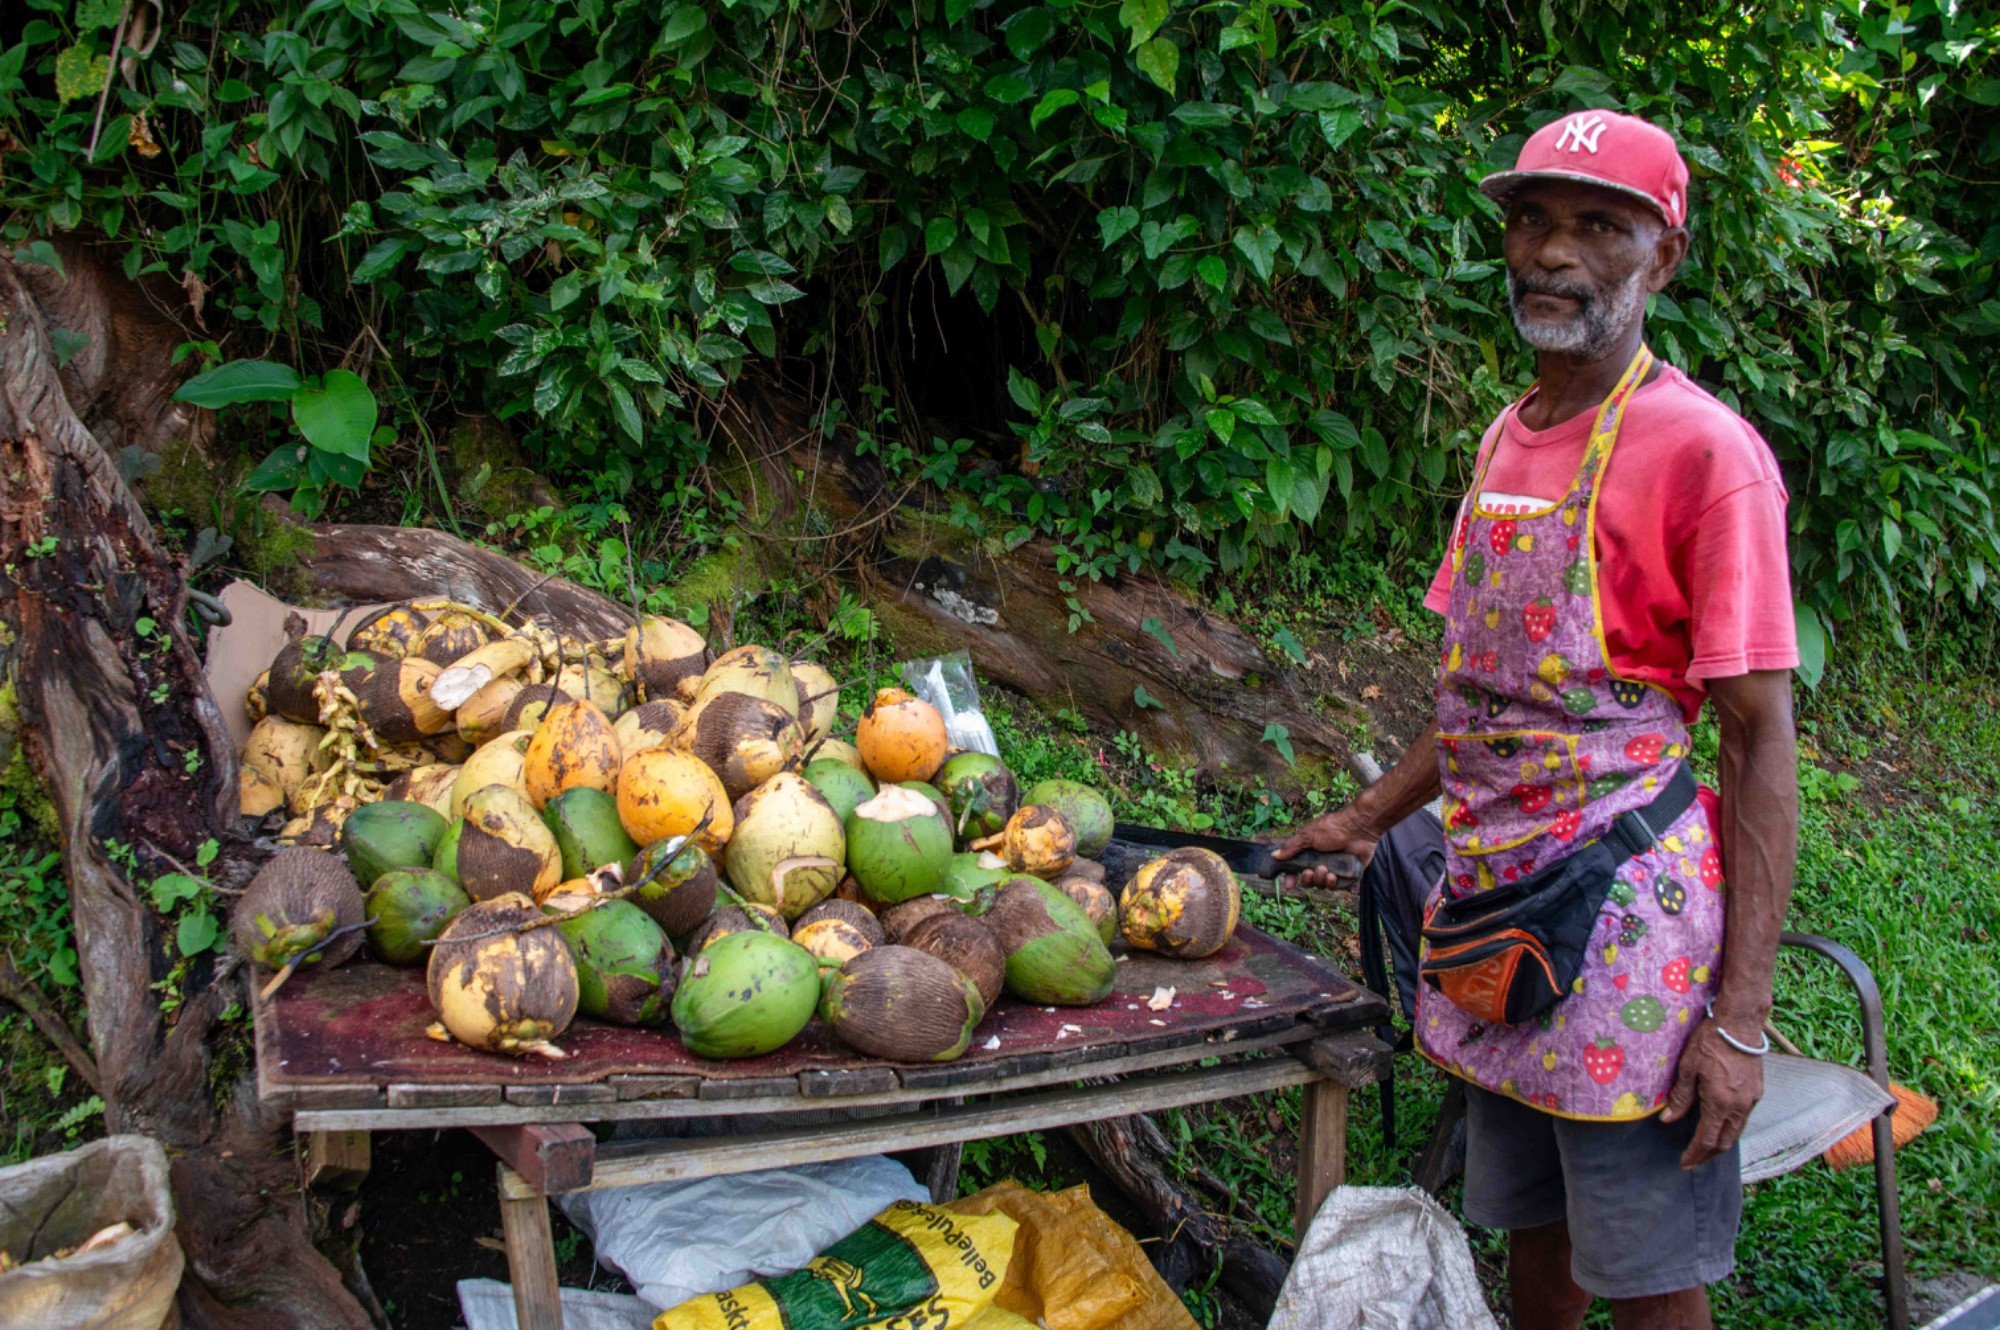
[302,1129,372,1190]
[1293,1078,1349,1239]
[498,1163,563,1330]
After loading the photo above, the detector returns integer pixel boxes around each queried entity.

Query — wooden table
[258,926,1392,1330]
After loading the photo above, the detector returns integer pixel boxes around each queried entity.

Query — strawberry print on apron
[1415,347,1726,1121]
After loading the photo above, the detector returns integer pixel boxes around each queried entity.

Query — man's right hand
[1272,806,1382,889]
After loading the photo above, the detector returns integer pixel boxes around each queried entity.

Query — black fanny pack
[1418,765,1698,1026]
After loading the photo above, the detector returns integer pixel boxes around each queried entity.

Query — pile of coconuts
[231,604,1243,1065]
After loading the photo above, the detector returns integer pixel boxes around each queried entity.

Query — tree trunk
[0,256,373,1329]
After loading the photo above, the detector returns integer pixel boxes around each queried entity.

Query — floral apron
[1415,346,1726,1121]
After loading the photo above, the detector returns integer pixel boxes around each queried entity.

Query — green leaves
[1134,38,1180,94]
[1118,0,1170,47]
[292,370,379,460]
[173,361,303,408]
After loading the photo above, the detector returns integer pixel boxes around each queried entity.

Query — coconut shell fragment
[822,946,985,1062]
[1120,847,1241,959]
[901,911,1006,1009]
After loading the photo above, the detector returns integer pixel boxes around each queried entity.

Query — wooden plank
[1293,1079,1349,1238]
[497,1169,564,1330]
[471,1124,596,1195]
[1290,1033,1394,1088]
[923,1141,962,1204]
[302,1130,371,1189]
[504,1083,617,1107]
[387,1084,504,1109]
[799,1066,899,1098]
[697,1075,799,1101]
[610,1074,701,1101]
[288,1084,387,1112]
[895,1059,1011,1091]
[504,1056,1319,1200]
[297,1023,1323,1132]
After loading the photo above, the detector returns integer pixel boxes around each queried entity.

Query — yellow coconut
[554,661,628,717]
[241,715,330,812]
[414,610,492,667]
[811,736,867,772]
[348,604,429,659]
[456,676,525,748]
[624,617,710,703]
[790,661,841,745]
[696,645,797,715]
[1120,846,1241,958]
[855,687,948,784]
[524,700,622,809]
[426,893,577,1058]
[455,784,564,902]
[616,748,734,855]
[450,730,534,817]
[669,689,804,802]
[987,804,1077,880]
[386,763,460,818]
[724,772,847,919]
[245,669,270,724]
[240,765,286,818]
[613,699,683,756]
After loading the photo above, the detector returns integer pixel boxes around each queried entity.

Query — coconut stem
[257,917,377,1000]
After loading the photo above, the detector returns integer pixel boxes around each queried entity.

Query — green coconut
[431,819,463,883]
[899,780,954,830]
[670,929,821,1059]
[724,772,846,919]
[365,868,471,966]
[941,851,1010,905]
[987,876,1116,1006]
[938,753,1019,845]
[341,800,449,890]
[802,758,876,824]
[554,899,677,1026]
[543,787,640,880]
[845,784,953,905]
[1023,779,1114,858]
[626,837,721,941]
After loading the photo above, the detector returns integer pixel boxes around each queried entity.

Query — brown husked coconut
[414,610,492,667]
[1066,858,1107,885]
[614,699,683,756]
[455,784,563,902]
[456,676,525,748]
[231,848,366,988]
[878,894,959,945]
[387,763,460,818]
[901,911,1005,1009]
[524,700,622,809]
[822,946,984,1062]
[793,916,875,968]
[624,617,710,703]
[348,604,429,659]
[1055,875,1118,945]
[686,900,789,953]
[790,661,841,745]
[1120,847,1241,959]
[986,805,1077,880]
[855,687,948,784]
[450,730,534,817]
[626,837,721,940]
[346,656,453,744]
[796,898,885,946]
[426,893,577,1058]
[504,682,575,734]
[696,645,797,715]
[670,690,804,802]
[617,749,733,855]
[266,634,364,724]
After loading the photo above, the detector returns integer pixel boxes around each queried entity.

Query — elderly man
[1277,112,1799,1329]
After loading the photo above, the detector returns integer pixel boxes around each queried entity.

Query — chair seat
[1740,1053,1896,1183]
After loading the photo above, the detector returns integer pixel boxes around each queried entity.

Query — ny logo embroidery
[1555,114,1609,154]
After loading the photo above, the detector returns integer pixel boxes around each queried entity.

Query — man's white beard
[1508,265,1650,358]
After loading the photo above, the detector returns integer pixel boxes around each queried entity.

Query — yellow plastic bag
[963,1308,1040,1330]
[947,1182,1197,1330]
[655,1199,1017,1330]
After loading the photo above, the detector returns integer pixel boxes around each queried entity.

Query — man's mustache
[1509,274,1596,308]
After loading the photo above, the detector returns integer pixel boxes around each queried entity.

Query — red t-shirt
[1425,365,1797,720]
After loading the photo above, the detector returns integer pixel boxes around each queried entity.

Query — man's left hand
[1660,1018,1765,1168]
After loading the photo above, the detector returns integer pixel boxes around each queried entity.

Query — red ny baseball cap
[1479,110,1690,227]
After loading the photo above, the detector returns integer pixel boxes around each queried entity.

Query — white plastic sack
[556,1156,928,1311]
[1268,1186,1498,1330]
[0,1135,183,1330]
[456,1278,655,1330]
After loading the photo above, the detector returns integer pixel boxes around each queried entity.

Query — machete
[1110,823,1363,884]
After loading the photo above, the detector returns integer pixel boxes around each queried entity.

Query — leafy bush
[0,0,1994,635]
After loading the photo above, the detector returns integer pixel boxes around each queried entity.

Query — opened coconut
[554,899,676,1026]
[341,800,449,888]
[802,758,875,823]
[855,687,948,783]
[617,748,733,854]
[942,851,1009,904]
[413,610,492,667]
[1055,874,1118,945]
[696,645,796,714]
[626,836,721,939]
[686,899,788,953]
[670,930,820,1058]
[790,661,840,744]
[845,784,952,904]
[544,787,639,880]
[365,868,470,965]
[986,805,1077,880]
[1120,847,1240,958]
[938,753,1019,844]
[823,946,984,1062]
[625,617,710,703]
[879,895,960,945]
[387,763,459,818]
[669,690,804,801]
[900,780,954,831]
[614,699,683,756]
[456,676,525,747]
[987,877,1115,1006]
[504,683,575,734]
[427,893,577,1058]
[232,849,366,986]
[454,784,563,902]
[724,772,845,919]
[451,730,534,816]
[1024,779,1114,858]
[900,911,1005,1008]
[524,700,622,808]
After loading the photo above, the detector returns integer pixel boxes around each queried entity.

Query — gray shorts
[1461,1083,1742,1299]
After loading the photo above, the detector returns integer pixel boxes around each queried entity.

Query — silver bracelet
[1705,1000,1771,1056]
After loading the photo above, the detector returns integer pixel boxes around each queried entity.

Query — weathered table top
[257,925,1388,1124]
